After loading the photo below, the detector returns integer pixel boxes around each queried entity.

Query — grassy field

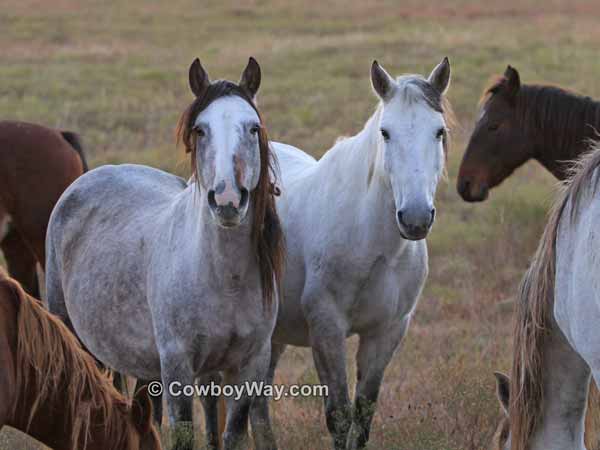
[2,0,600,449]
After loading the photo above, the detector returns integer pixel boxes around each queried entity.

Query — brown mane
[509,143,600,450]
[481,75,600,174]
[2,269,143,449]
[175,80,285,307]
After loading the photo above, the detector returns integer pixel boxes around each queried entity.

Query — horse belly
[272,252,311,346]
[67,289,161,380]
[272,301,310,347]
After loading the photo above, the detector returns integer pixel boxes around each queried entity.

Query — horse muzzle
[396,207,435,241]
[207,186,249,228]
[457,177,489,202]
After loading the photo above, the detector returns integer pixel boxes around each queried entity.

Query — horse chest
[341,242,427,332]
[158,282,275,371]
[349,261,413,330]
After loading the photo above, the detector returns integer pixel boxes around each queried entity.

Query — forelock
[394,75,444,113]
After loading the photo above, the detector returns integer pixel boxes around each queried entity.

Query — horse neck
[10,367,129,450]
[181,183,256,281]
[519,86,600,180]
[526,320,589,450]
[314,107,404,253]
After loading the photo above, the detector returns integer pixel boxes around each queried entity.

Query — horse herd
[0,55,599,450]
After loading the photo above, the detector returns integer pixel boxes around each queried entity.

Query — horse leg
[135,378,163,426]
[197,371,222,450]
[347,318,409,450]
[249,342,286,450]
[1,225,39,298]
[161,356,195,450]
[302,288,351,450]
[223,344,273,450]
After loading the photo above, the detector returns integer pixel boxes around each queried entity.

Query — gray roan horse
[491,145,600,450]
[45,57,284,450]
[252,58,452,449]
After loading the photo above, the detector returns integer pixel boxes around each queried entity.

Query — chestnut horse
[0,268,162,450]
[457,66,600,202]
[0,121,88,297]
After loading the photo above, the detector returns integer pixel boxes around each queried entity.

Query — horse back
[271,141,317,187]
[0,121,86,262]
[0,121,85,199]
[48,164,187,257]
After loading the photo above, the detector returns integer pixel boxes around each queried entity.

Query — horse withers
[0,121,88,296]
[0,268,161,450]
[457,65,600,201]
[45,57,284,450]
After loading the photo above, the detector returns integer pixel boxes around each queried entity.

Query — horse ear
[239,57,261,99]
[371,60,395,101]
[428,57,451,95]
[503,65,521,98]
[131,386,154,435]
[189,58,210,98]
[494,371,510,416]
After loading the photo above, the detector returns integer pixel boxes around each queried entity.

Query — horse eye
[250,125,260,135]
[193,126,205,137]
[436,127,445,140]
[380,129,390,141]
[488,123,500,132]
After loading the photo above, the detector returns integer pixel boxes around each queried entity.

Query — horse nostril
[207,190,217,210]
[239,188,249,210]
[429,208,436,227]
[397,210,406,227]
[458,179,471,196]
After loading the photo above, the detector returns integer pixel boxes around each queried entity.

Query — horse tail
[61,131,89,173]
[510,143,600,450]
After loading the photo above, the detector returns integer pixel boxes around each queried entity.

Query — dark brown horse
[0,268,162,450]
[0,121,88,296]
[457,66,600,201]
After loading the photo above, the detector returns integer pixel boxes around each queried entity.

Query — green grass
[2,1,600,449]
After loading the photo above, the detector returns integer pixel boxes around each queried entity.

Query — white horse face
[193,96,261,227]
[187,58,263,228]
[371,58,450,240]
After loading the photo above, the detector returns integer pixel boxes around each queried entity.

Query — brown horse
[0,268,162,450]
[0,121,88,297]
[457,65,600,202]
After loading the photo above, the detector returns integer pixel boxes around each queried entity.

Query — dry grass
[1,0,599,449]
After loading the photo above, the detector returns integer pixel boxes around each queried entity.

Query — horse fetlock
[169,421,195,450]
[346,396,376,449]
[222,430,250,450]
[325,404,353,449]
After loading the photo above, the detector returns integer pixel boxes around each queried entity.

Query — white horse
[250,58,452,450]
[45,58,284,450]
[492,146,600,450]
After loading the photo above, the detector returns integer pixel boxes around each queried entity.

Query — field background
[2,1,600,449]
